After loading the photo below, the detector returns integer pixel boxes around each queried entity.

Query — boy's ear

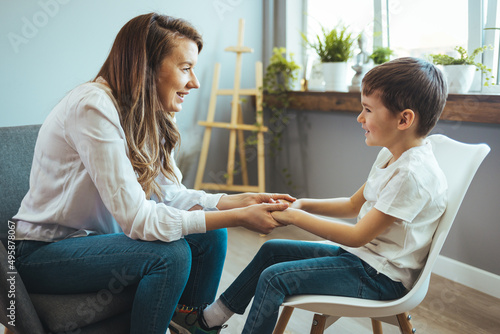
[397,109,416,130]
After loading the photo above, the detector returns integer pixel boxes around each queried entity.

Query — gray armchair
[0,125,135,334]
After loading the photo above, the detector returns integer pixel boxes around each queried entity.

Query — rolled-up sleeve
[157,169,224,212]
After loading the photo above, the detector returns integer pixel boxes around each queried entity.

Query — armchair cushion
[30,285,136,333]
[0,124,41,248]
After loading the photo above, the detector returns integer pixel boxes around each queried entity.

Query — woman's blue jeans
[15,230,227,334]
[220,239,407,334]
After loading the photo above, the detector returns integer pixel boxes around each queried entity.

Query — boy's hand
[271,208,301,226]
[239,202,288,234]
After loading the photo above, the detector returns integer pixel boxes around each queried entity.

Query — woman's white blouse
[14,82,223,242]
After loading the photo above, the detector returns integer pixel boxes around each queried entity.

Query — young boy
[170,57,449,334]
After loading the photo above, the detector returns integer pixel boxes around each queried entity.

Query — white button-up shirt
[14,81,223,242]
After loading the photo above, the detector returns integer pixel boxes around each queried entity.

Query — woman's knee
[206,228,228,244]
[186,229,227,260]
[142,239,192,279]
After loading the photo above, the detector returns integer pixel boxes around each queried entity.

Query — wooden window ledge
[265,91,500,125]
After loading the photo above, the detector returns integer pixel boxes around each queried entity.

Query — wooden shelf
[265,91,500,125]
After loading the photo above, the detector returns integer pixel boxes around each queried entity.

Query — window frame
[300,0,498,93]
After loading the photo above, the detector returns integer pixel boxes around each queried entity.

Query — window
[303,0,499,91]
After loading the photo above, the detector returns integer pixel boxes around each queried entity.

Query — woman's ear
[397,109,416,130]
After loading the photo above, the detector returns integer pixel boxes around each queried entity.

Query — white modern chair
[272,134,491,334]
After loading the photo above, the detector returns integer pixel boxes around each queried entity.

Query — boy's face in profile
[358,92,401,148]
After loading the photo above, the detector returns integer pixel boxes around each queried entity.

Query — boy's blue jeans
[15,230,227,334]
[220,239,407,334]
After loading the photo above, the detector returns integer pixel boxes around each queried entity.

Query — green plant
[369,46,394,65]
[224,48,300,185]
[302,25,356,62]
[263,47,301,94]
[260,47,300,155]
[429,45,495,86]
[261,47,300,190]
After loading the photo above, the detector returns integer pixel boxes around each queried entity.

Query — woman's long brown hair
[95,13,203,200]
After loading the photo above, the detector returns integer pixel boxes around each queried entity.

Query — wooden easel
[194,19,267,193]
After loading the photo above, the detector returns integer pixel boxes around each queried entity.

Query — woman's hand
[217,192,296,211]
[205,201,289,235]
[239,202,289,234]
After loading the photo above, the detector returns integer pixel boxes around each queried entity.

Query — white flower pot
[322,62,348,92]
[439,65,476,94]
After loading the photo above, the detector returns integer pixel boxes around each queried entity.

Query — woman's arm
[292,184,366,219]
[271,206,395,248]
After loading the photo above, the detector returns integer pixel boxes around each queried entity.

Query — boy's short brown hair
[362,57,448,137]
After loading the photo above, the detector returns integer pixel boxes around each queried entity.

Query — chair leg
[371,319,384,334]
[310,313,327,334]
[396,312,416,334]
[273,306,294,334]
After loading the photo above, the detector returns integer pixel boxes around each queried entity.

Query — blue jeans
[15,230,227,334]
[220,239,407,334]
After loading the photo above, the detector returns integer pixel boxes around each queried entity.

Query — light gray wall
[0,0,263,185]
[271,109,500,276]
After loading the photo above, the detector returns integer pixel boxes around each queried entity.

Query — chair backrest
[0,125,41,247]
[409,134,490,293]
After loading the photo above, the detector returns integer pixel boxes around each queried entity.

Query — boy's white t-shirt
[342,140,447,289]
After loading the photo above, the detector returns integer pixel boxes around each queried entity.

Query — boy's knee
[260,239,284,252]
[256,239,288,260]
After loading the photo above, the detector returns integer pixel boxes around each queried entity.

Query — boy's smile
[358,93,401,149]
[358,92,423,161]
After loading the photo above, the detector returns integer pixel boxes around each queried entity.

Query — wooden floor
[217,226,500,334]
[2,226,499,334]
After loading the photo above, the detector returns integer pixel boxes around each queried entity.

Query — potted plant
[370,46,394,65]
[302,24,356,91]
[261,47,300,155]
[263,47,301,95]
[429,45,494,93]
[261,47,300,190]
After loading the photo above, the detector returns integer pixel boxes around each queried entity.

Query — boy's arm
[271,207,394,247]
[293,183,367,219]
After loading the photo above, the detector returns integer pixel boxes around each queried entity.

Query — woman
[14,13,292,334]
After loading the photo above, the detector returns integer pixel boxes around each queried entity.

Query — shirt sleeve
[374,169,429,223]
[155,161,224,212]
[64,88,208,242]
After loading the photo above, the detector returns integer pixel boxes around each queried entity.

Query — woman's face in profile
[157,38,200,112]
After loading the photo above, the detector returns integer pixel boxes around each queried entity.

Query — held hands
[238,202,289,235]
[217,192,296,210]
[236,196,305,234]
[270,198,303,226]
[214,192,300,235]
[216,192,295,235]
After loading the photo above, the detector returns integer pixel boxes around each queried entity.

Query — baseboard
[432,255,500,299]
